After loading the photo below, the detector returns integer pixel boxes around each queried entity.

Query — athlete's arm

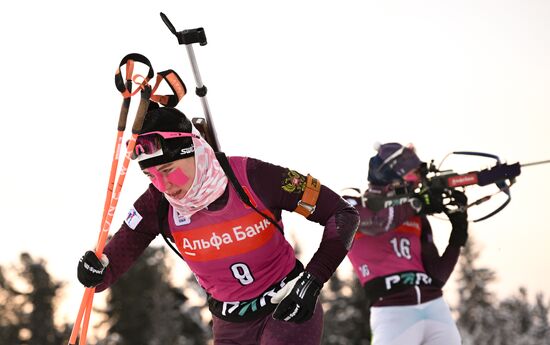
[95,185,163,292]
[246,158,359,283]
[419,216,461,286]
[343,195,416,236]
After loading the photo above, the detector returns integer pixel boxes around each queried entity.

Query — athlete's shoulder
[243,157,290,182]
[134,184,165,210]
[123,184,165,234]
[226,155,248,166]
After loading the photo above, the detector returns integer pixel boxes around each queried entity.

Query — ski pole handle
[131,85,152,134]
[115,53,154,99]
[117,61,133,131]
[115,53,153,132]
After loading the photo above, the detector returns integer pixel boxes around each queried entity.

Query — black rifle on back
[160,12,221,152]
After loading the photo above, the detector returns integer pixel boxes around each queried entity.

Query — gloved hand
[272,271,322,323]
[77,251,109,287]
[416,188,446,215]
[446,190,469,247]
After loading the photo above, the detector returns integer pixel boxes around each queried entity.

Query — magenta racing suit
[345,195,462,345]
[96,157,359,344]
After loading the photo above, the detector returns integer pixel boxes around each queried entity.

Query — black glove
[417,188,446,215]
[446,190,469,247]
[77,251,109,287]
[272,271,323,323]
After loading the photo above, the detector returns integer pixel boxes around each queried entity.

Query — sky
[1,0,549,327]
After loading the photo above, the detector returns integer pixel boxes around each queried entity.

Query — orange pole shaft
[69,81,150,345]
[69,56,149,345]
[79,290,94,345]
[96,133,137,256]
[68,132,125,345]
[68,289,92,344]
[77,134,139,345]
[100,131,124,231]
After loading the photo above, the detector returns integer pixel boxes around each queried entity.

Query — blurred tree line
[1,238,549,345]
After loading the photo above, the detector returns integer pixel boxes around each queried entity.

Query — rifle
[160,12,221,152]
[365,151,549,222]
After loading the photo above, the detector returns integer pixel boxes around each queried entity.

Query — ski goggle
[129,131,199,161]
[403,169,421,183]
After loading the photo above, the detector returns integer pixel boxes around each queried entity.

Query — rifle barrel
[521,159,550,168]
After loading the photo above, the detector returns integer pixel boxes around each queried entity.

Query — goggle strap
[131,132,196,160]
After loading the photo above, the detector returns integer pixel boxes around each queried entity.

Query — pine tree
[455,239,550,345]
[0,253,69,345]
[455,240,499,345]
[18,253,65,345]
[490,288,550,345]
[96,246,209,345]
[0,265,22,345]
[529,293,550,343]
[321,273,371,345]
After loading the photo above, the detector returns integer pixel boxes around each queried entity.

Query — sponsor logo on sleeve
[125,207,143,230]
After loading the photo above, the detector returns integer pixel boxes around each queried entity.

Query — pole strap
[150,69,187,107]
[114,53,154,98]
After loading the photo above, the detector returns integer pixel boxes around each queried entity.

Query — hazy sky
[1,0,549,326]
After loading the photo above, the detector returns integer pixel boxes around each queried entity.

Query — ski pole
[79,54,154,345]
[68,54,153,345]
[68,55,136,345]
[78,68,187,343]
[160,12,221,152]
[79,86,152,345]
[69,60,188,345]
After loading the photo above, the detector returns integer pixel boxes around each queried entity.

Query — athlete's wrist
[272,270,323,323]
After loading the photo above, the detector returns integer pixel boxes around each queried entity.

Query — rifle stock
[192,117,219,152]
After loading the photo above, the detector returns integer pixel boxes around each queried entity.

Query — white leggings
[370,297,461,345]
